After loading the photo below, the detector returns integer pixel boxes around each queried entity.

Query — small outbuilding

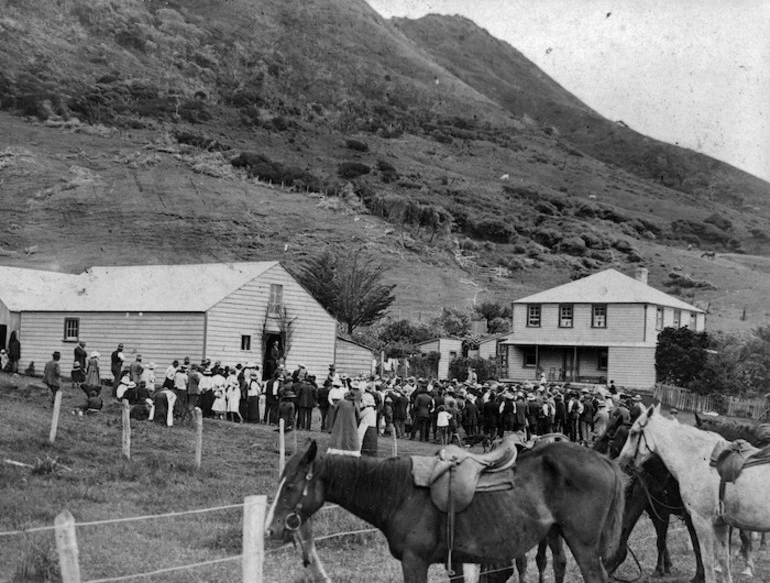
[416,337,462,381]
[334,337,375,378]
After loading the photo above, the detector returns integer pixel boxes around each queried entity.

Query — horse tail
[599,461,627,561]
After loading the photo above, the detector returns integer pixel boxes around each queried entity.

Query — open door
[262,334,283,381]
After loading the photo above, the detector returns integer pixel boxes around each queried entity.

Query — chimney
[635,267,648,285]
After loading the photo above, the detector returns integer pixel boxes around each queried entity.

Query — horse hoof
[714,565,723,574]
[740,567,753,577]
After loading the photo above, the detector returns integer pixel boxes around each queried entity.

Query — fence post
[293,424,298,454]
[55,510,81,583]
[392,431,398,457]
[278,418,286,478]
[49,390,63,444]
[194,407,203,469]
[242,495,266,583]
[121,399,131,461]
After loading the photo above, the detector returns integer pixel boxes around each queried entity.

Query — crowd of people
[49,340,647,453]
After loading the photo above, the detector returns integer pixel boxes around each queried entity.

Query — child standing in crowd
[226,368,244,423]
[436,405,451,446]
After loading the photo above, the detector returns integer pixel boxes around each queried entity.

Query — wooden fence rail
[654,383,768,420]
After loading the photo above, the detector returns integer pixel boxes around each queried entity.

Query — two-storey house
[498,268,705,389]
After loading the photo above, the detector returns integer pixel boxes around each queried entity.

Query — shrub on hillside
[704,214,733,232]
[474,219,516,243]
[337,162,370,179]
[573,201,598,219]
[671,219,731,246]
[557,236,587,256]
[531,227,563,248]
[431,131,453,144]
[231,152,322,190]
[345,139,369,152]
[666,273,717,290]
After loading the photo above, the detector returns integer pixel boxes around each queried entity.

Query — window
[690,313,697,329]
[655,307,664,330]
[63,318,79,341]
[268,284,283,314]
[522,346,537,367]
[598,349,608,371]
[592,304,607,328]
[559,304,574,328]
[673,309,681,328]
[241,335,251,351]
[527,305,541,327]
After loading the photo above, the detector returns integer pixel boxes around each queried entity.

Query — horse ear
[301,440,318,466]
[653,403,662,415]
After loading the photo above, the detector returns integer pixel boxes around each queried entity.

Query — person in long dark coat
[553,392,567,434]
[462,394,479,437]
[482,396,499,439]
[359,392,378,456]
[391,389,409,438]
[296,376,317,430]
[8,331,21,373]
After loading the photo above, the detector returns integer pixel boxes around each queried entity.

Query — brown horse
[594,418,705,583]
[265,439,626,583]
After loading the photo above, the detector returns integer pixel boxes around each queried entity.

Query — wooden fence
[654,383,769,420]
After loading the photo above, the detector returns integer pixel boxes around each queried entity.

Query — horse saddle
[411,435,519,513]
[710,440,760,483]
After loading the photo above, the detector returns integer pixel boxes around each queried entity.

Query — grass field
[1,373,767,582]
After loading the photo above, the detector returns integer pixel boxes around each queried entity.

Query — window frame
[526,304,542,328]
[268,284,284,315]
[558,304,574,328]
[655,306,664,331]
[690,312,697,329]
[591,304,607,328]
[63,317,80,342]
[240,335,252,351]
[597,349,608,371]
[673,309,681,328]
[522,346,537,368]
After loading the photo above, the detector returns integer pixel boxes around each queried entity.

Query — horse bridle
[630,416,654,463]
[284,466,315,532]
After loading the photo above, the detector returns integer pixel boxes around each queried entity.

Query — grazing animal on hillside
[618,404,770,582]
[266,439,625,583]
[701,251,716,260]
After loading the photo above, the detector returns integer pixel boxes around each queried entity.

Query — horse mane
[318,454,413,526]
[692,413,770,446]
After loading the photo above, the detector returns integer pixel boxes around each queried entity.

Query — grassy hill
[0,0,769,331]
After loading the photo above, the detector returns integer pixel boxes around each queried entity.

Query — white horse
[617,404,770,583]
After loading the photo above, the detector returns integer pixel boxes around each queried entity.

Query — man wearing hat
[111,343,125,397]
[129,354,144,385]
[43,351,62,405]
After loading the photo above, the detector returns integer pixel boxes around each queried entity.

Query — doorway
[0,325,6,351]
[263,334,283,380]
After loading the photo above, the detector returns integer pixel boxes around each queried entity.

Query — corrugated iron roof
[513,269,704,312]
[0,262,278,312]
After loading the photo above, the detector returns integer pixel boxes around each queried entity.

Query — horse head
[265,440,324,541]
[617,403,660,470]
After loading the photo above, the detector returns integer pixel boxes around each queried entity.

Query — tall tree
[295,249,396,334]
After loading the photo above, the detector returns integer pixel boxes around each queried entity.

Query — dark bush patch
[666,272,717,290]
[178,100,211,123]
[173,131,230,152]
[431,131,453,144]
[535,201,559,216]
[557,236,587,256]
[531,227,563,248]
[612,239,635,253]
[671,219,731,246]
[345,139,369,152]
[231,152,322,190]
[337,162,370,180]
[473,218,516,243]
[704,214,733,232]
[573,201,598,219]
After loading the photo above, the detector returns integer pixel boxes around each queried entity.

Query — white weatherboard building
[0,262,337,380]
[498,268,706,389]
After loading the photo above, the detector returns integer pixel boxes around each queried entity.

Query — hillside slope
[393,14,770,218]
[0,0,769,332]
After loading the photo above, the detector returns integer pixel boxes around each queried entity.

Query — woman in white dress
[226,368,244,423]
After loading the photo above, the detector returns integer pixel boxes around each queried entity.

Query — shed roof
[513,269,704,312]
[0,262,278,312]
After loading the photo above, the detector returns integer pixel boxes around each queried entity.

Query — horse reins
[285,466,315,533]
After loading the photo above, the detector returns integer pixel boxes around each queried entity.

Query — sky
[366,0,770,183]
